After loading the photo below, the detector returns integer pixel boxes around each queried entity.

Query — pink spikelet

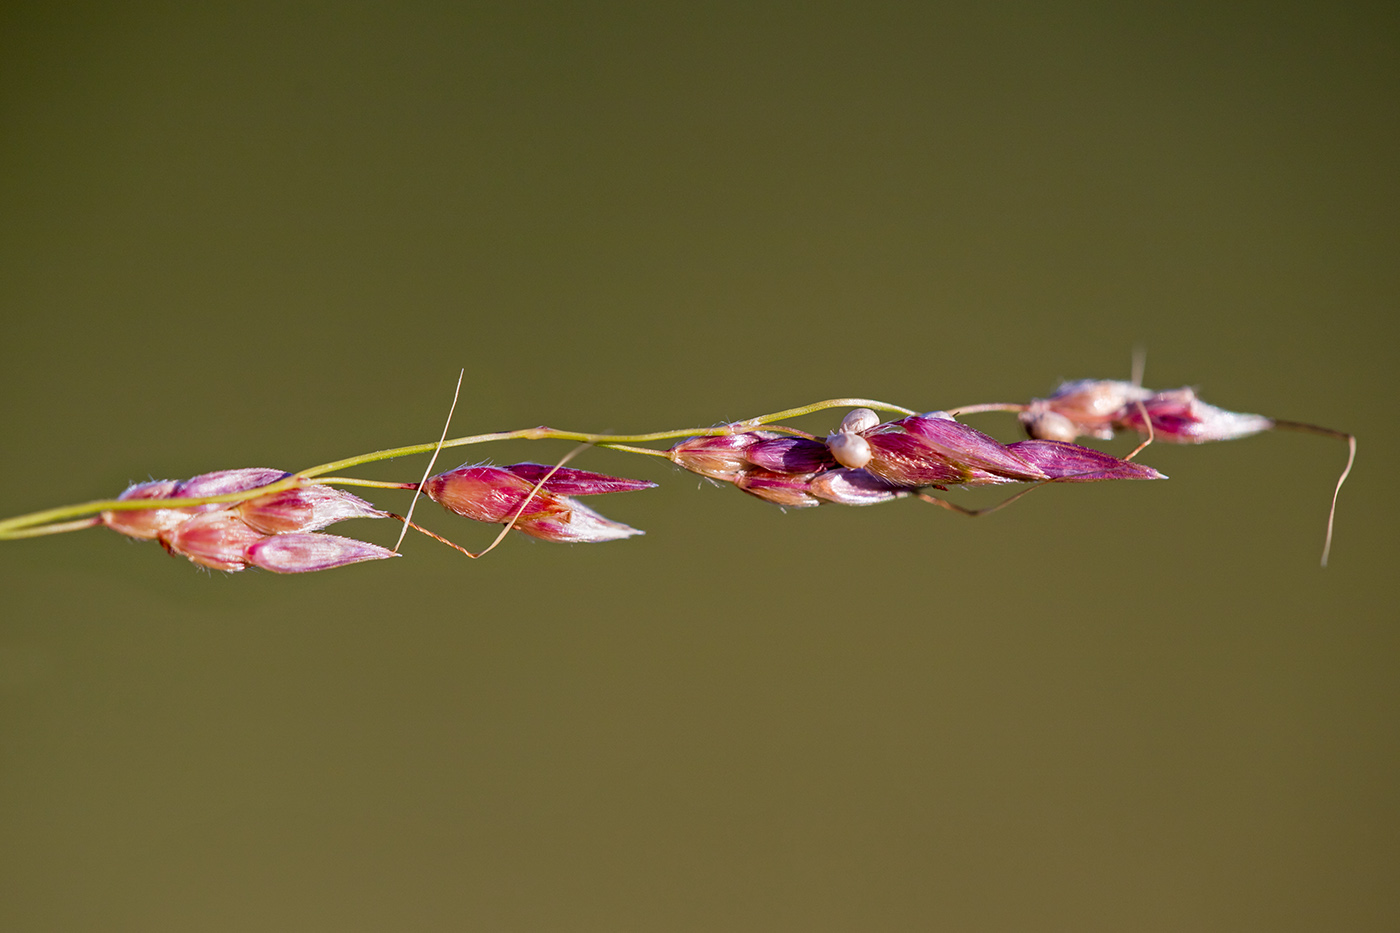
[238,485,388,534]
[101,480,185,540]
[101,469,396,573]
[1004,441,1166,482]
[1016,377,1353,565]
[423,463,655,543]
[667,425,917,508]
[733,470,825,508]
[889,413,1048,481]
[246,534,398,573]
[1113,388,1274,444]
[667,432,784,482]
[160,511,268,571]
[665,407,1161,511]
[1019,380,1153,442]
[1019,380,1272,445]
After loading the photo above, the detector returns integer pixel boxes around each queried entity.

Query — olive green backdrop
[2,3,1396,931]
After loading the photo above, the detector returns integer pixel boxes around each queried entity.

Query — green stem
[946,402,1028,416]
[0,479,305,537]
[312,477,419,490]
[731,397,916,426]
[596,444,674,458]
[2,516,104,539]
[294,397,914,477]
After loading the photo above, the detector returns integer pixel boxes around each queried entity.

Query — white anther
[1020,410,1079,442]
[839,408,880,434]
[827,431,873,469]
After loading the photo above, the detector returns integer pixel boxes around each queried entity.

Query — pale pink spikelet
[158,511,268,571]
[104,469,295,541]
[98,469,398,573]
[101,480,184,539]
[1017,374,1347,564]
[245,533,399,573]
[1020,380,1152,441]
[1114,388,1274,444]
[173,468,291,507]
[1021,380,1272,445]
[238,485,389,534]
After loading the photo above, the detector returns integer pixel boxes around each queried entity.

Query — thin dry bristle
[1320,432,1356,568]
[396,369,465,553]
[1123,397,1154,461]
[915,484,1045,517]
[1268,420,1356,567]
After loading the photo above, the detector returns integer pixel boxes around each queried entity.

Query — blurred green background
[2,3,1397,930]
